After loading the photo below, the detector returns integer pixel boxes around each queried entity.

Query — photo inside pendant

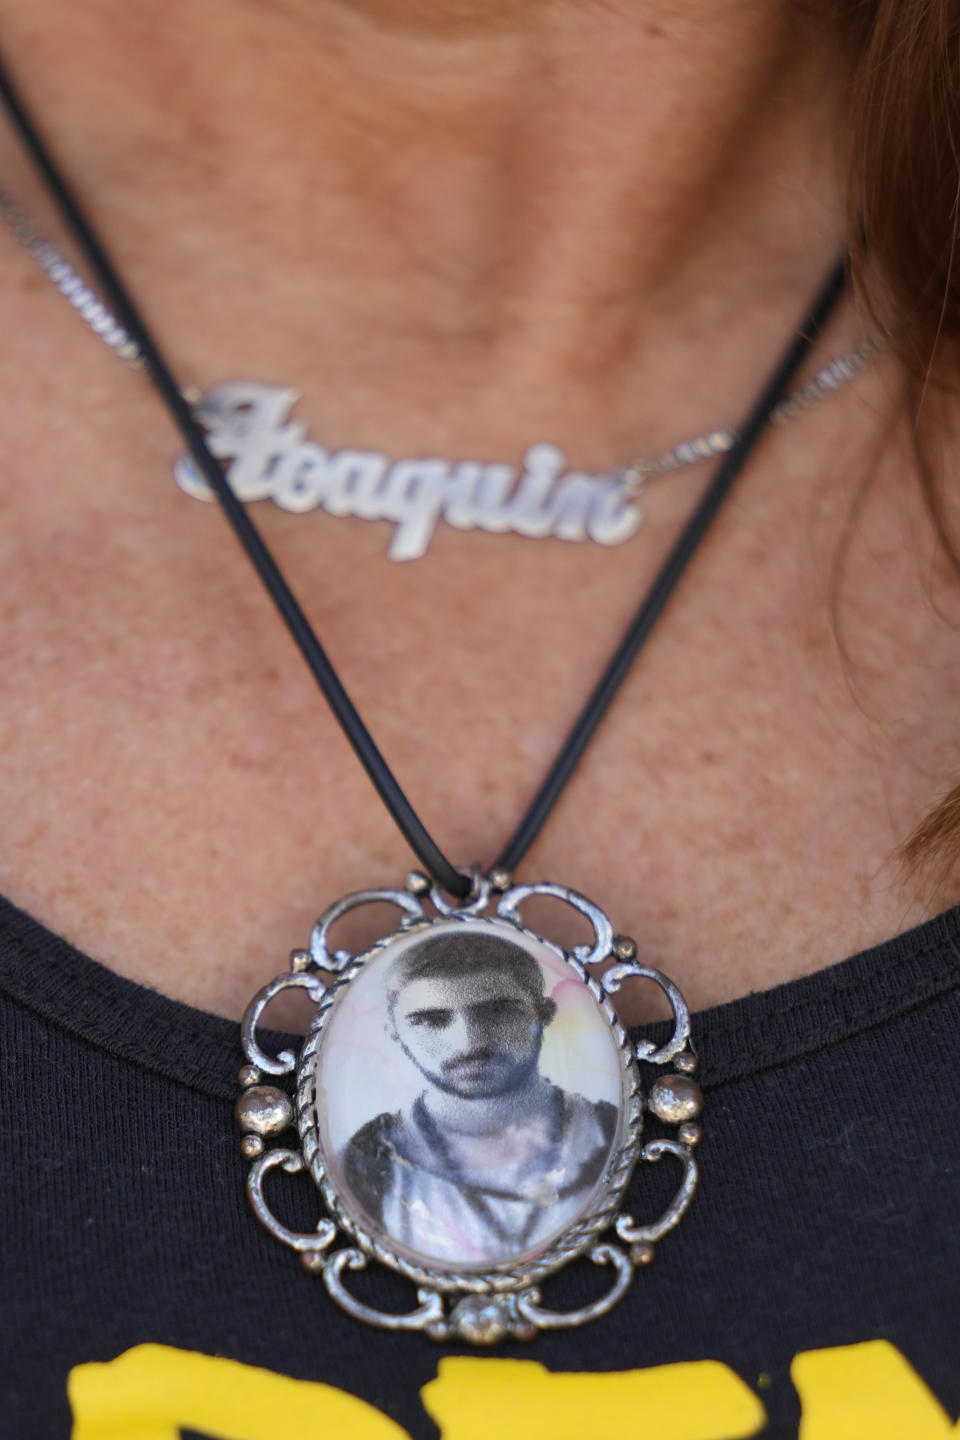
[314,917,625,1272]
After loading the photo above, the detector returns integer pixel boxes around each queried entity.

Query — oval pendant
[237,871,702,1342]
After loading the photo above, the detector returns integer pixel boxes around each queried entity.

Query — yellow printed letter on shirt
[69,1343,410,1440]
[421,1356,766,1440]
[793,1339,960,1439]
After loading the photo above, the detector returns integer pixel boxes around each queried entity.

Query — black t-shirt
[2,891,958,1439]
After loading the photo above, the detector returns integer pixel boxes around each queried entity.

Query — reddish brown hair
[846,0,960,364]
[843,0,960,886]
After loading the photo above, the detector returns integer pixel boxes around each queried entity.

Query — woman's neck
[0,0,851,463]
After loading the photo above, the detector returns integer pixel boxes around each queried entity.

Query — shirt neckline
[0,889,958,1100]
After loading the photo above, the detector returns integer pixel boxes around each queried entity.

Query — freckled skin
[391,970,556,1100]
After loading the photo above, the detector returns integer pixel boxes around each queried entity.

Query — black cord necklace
[0,51,846,1346]
[0,53,844,900]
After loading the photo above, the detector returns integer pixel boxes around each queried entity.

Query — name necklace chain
[0,183,882,561]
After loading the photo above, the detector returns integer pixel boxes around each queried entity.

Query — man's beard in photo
[425,1041,543,1100]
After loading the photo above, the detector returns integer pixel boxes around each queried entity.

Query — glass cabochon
[313,917,626,1273]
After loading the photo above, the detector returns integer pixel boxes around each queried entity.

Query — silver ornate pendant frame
[237,871,702,1344]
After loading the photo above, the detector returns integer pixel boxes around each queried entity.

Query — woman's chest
[3,377,959,1024]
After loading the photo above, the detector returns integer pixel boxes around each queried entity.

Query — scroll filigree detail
[247,1149,337,1252]
[241,971,327,1075]
[601,961,691,1064]
[515,1245,634,1329]
[497,882,615,967]
[322,1250,446,1332]
[309,888,424,971]
[616,1140,699,1245]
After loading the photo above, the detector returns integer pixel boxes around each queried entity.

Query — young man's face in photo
[391,965,553,1100]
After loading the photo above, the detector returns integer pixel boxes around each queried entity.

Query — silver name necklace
[0,184,882,560]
